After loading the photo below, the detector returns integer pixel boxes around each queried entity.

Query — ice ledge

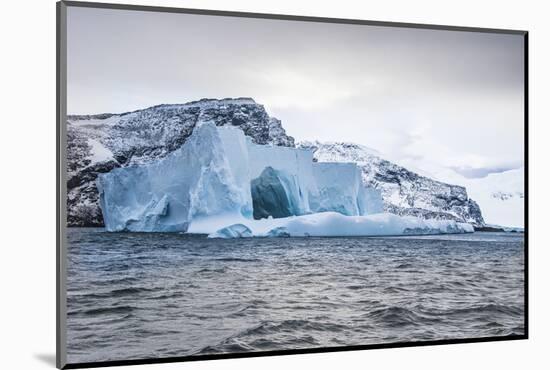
[206,212,474,238]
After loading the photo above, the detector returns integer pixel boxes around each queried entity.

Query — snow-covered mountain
[67,97,491,228]
[452,168,524,228]
[387,160,524,228]
[298,141,485,226]
[67,98,294,226]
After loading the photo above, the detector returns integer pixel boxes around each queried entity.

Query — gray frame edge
[60,0,527,35]
[57,1,68,369]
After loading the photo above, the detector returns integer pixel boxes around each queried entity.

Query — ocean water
[66,229,525,364]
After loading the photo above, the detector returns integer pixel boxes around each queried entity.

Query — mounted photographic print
[56,1,528,368]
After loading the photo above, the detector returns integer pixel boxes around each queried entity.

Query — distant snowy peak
[461,167,524,228]
[298,141,485,226]
[67,98,295,227]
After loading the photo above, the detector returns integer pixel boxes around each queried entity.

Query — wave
[213,257,261,263]
[194,267,228,274]
[362,303,524,331]
[109,287,158,296]
[76,305,136,316]
[366,306,434,326]
[68,286,161,300]
[231,319,349,339]
[195,319,343,354]
[416,303,524,318]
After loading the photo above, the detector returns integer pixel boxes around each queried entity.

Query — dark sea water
[66,229,525,364]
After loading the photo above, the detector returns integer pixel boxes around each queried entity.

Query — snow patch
[88,138,114,164]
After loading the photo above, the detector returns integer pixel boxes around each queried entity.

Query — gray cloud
[67,6,524,176]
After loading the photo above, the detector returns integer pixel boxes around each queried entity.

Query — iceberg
[97,122,474,237]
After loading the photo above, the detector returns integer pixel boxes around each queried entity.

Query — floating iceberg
[97,122,473,237]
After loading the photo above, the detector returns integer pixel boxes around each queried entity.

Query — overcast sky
[67,7,525,179]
